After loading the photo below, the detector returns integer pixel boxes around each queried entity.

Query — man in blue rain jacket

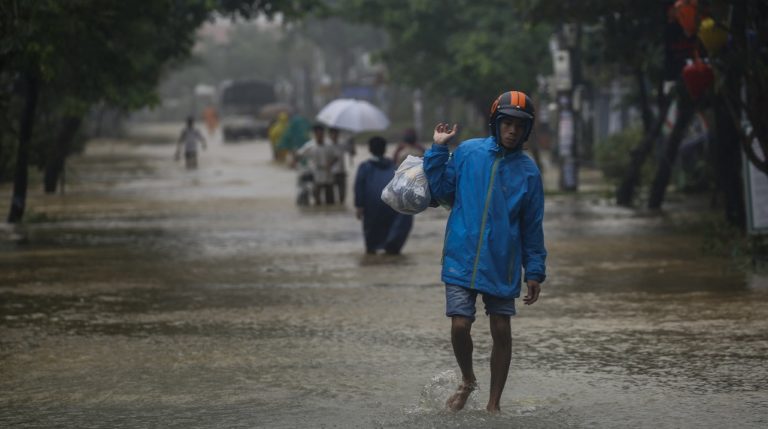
[423,90,547,413]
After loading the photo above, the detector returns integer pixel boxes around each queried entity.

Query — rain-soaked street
[1,128,767,428]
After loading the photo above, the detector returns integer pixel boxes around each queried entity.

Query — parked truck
[219,79,277,142]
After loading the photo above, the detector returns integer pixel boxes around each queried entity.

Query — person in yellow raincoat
[268,112,290,162]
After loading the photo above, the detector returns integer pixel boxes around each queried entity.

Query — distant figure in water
[328,127,355,205]
[175,116,207,169]
[296,123,338,206]
[354,136,413,255]
[202,104,220,144]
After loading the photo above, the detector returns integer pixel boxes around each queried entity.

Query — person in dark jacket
[424,90,547,413]
[354,136,413,255]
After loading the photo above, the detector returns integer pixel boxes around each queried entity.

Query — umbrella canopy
[316,98,390,133]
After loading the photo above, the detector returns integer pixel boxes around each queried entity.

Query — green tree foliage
[2,1,323,117]
[1,0,322,221]
[336,0,552,115]
[594,127,652,182]
[530,1,673,206]
[531,0,671,132]
[293,16,386,87]
[707,0,768,175]
[533,0,764,224]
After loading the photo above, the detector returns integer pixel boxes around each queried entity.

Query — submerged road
[1,127,767,428]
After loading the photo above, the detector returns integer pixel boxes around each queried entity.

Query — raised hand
[433,123,458,145]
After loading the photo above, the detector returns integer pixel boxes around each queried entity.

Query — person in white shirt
[297,124,338,205]
[328,127,356,205]
[174,116,207,169]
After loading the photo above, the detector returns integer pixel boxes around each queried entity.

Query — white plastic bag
[381,155,431,215]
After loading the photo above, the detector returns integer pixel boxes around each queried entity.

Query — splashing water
[414,370,482,412]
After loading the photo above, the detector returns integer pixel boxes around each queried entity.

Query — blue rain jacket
[424,136,546,298]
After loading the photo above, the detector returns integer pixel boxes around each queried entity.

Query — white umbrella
[316,98,390,133]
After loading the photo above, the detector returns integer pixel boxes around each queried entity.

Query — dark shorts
[445,284,516,321]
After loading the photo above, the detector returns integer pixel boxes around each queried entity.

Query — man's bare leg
[487,314,512,413]
[446,316,477,411]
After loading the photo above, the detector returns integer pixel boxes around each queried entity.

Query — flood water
[1,126,767,428]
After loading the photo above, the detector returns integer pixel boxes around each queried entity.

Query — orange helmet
[489,90,535,143]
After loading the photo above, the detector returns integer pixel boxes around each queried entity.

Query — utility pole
[551,25,581,191]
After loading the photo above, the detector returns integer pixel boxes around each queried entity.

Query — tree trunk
[711,7,747,229]
[725,0,768,176]
[647,89,696,210]
[635,67,653,134]
[7,71,39,223]
[44,116,82,194]
[713,97,746,228]
[615,91,671,206]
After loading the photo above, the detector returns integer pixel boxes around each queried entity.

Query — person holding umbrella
[316,99,390,134]
[315,98,390,207]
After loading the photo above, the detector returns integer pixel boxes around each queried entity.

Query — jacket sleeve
[354,163,367,208]
[423,143,456,207]
[521,172,547,283]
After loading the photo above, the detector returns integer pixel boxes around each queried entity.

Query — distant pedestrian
[268,112,290,163]
[354,136,413,254]
[424,90,547,413]
[277,113,311,165]
[393,128,425,167]
[328,127,356,205]
[202,105,220,144]
[297,124,338,205]
[175,116,207,169]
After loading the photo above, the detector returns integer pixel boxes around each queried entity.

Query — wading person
[423,90,547,413]
[354,136,412,255]
[329,127,355,205]
[297,124,337,205]
[268,111,290,163]
[174,116,207,169]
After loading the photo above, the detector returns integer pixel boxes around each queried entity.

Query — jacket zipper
[470,155,501,289]
[441,229,450,265]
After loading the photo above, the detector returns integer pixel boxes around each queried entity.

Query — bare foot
[486,404,501,414]
[446,381,477,411]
